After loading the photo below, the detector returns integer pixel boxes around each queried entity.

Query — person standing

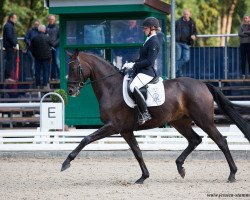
[238,14,250,80]
[24,19,40,80]
[46,14,60,80]
[175,9,197,77]
[30,25,53,89]
[3,13,18,83]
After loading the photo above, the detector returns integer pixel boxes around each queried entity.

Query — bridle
[67,57,85,88]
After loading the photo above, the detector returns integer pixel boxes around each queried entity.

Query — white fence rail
[0,126,249,151]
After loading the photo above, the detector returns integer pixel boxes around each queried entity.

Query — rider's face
[143,27,150,36]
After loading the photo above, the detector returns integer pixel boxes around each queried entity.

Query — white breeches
[129,73,154,93]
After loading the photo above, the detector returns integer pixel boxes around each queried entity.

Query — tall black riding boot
[133,87,152,125]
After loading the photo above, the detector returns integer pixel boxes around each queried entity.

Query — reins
[68,59,123,86]
[83,69,123,86]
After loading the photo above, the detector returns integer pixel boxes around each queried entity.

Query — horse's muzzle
[68,89,73,96]
[68,87,80,97]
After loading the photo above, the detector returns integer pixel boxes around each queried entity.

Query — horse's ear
[66,51,73,58]
[75,49,79,57]
[71,49,79,60]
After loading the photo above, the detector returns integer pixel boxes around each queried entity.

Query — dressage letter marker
[48,107,56,118]
[41,103,63,131]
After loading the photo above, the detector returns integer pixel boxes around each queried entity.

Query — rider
[124,17,161,125]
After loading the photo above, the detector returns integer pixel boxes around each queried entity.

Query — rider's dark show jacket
[134,35,160,77]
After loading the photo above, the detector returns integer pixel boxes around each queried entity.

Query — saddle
[127,76,160,100]
[123,74,165,108]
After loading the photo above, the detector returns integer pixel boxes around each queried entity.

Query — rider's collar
[144,33,157,45]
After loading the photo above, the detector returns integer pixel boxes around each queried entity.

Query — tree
[163,0,249,46]
[0,0,49,37]
[0,0,6,34]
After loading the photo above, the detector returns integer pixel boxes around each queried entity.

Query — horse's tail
[205,83,250,142]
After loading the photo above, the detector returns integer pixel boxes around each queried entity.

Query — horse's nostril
[79,82,84,87]
[68,89,73,95]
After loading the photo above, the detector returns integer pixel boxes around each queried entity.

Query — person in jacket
[3,13,18,83]
[123,17,160,125]
[175,9,197,77]
[46,15,60,80]
[238,14,250,80]
[30,25,53,89]
[24,20,40,79]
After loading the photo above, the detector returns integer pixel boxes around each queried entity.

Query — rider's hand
[122,62,134,70]
[124,67,133,74]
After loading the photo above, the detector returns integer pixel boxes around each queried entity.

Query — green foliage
[51,89,68,105]
[163,0,249,46]
[0,0,49,36]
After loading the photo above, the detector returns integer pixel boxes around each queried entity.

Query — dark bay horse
[62,50,250,184]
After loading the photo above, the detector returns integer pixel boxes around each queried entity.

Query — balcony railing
[0,34,241,82]
[166,34,240,80]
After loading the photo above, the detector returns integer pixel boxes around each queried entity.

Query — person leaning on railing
[238,14,250,80]
[175,9,197,77]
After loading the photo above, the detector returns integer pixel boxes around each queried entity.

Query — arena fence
[0,126,249,151]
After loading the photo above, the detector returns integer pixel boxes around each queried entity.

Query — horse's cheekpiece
[123,74,165,108]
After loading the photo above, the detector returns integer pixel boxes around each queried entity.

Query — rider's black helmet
[142,17,160,29]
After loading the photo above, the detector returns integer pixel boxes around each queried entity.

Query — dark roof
[144,0,171,15]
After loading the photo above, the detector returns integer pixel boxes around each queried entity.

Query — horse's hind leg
[120,132,149,184]
[199,123,237,182]
[171,118,202,178]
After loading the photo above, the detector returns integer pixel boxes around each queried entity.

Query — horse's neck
[90,61,123,101]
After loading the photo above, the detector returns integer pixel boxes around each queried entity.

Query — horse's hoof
[227,174,236,183]
[178,168,185,178]
[61,159,71,172]
[135,178,144,184]
[134,175,148,184]
[227,177,236,183]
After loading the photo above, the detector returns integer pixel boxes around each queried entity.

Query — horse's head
[67,50,89,97]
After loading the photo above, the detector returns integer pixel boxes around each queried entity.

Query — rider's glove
[122,62,135,75]
[122,62,134,70]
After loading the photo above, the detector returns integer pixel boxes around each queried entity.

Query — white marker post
[40,92,65,131]
[39,92,65,144]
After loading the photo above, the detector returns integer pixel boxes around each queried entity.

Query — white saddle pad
[123,75,165,108]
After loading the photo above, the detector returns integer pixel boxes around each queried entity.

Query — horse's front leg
[120,132,149,184]
[61,123,117,171]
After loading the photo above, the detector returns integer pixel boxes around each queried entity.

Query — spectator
[175,9,197,77]
[30,25,53,89]
[238,14,250,80]
[46,14,60,81]
[119,20,144,44]
[24,19,40,79]
[3,13,18,83]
